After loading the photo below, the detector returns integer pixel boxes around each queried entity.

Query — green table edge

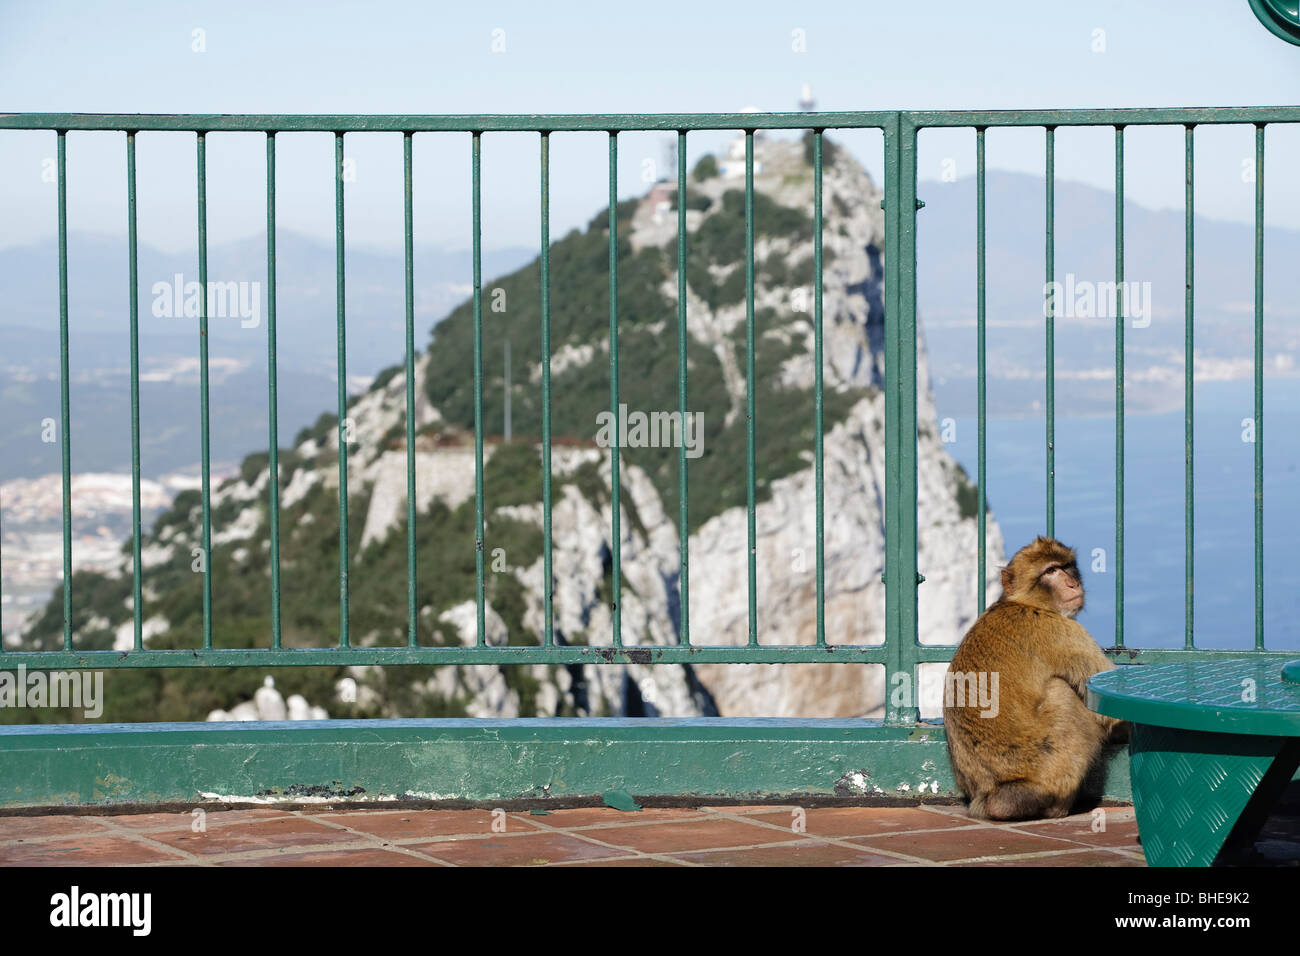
[1088,662,1300,736]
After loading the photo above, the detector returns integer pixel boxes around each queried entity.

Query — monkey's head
[1000,536,1084,618]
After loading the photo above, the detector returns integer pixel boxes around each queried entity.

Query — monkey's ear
[1000,566,1013,593]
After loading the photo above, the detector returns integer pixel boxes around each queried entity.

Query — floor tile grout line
[704,807,1137,865]
[703,807,1066,861]
[935,844,1145,866]
[91,810,450,866]
[293,807,554,834]
[0,811,306,844]
[998,826,1140,850]
[1110,847,1149,861]
[913,805,1060,833]
[202,839,405,865]
[505,809,729,833]
[59,817,206,864]
[106,810,451,866]
[120,811,302,832]
[654,843,920,864]
[470,810,881,862]
[897,831,1123,858]
[128,835,436,866]
[288,810,463,865]
[502,816,717,861]
[710,805,1068,838]
[916,804,1137,829]
[701,809,936,864]
[888,806,1141,853]
[0,813,446,864]
[301,806,566,842]
[360,844,457,866]
[293,809,658,865]
[541,853,699,867]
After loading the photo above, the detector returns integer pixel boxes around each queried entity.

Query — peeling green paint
[601,789,642,812]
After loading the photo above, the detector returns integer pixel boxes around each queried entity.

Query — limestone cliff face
[620,136,1005,717]
[314,134,1004,719]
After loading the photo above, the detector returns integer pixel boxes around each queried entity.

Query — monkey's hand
[1058,632,1114,701]
[1089,712,1126,741]
[1103,719,1131,744]
[1058,660,1100,701]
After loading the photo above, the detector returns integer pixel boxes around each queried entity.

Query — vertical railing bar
[976,127,987,616]
[1253,123,1265,650]
[57,130,72,651]
[1045,126,1055,538]
[266,132,283,652]
[334,131,350,648]
[883,113,921,723]
[745,129,757,647]
[883,117,901,712]
[1184,124,1195,650]
[1114,125,1125,648]
[540,130,554,647]
[404,131,418,648]
[472,131,486,647]
[676,130,690,646]
[126,131,143,651]
[813,129,825,648]
[197,131,213,651]
[608,131,622,649]
[901,119,920,717]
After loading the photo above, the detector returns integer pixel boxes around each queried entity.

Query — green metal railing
[2,109,1298,729]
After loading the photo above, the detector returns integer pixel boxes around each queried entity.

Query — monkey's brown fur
[943,536,1128,820]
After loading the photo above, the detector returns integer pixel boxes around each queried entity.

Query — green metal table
[1088,659,1300,866]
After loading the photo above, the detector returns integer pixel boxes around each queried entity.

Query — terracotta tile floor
[0,803,1151,867]
[2,799,1296,866]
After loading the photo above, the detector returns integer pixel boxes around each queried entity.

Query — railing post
[884,112,921,724]
[334,131,350,648]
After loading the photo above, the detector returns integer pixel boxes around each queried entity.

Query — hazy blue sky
[2,0,1299,251]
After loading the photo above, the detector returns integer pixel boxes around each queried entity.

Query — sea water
[946,377,1300,651]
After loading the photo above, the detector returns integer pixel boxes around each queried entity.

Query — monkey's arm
[1044,623,1114,700]
[1053,629,1127,737]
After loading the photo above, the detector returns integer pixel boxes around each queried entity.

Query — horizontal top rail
[904,106,1300,128]
[2,107,1300,134]
[0,111,896,132]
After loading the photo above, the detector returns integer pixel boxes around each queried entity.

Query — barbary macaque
[943,536,1128,820]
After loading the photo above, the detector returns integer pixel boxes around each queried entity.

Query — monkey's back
[943,601,1100,786]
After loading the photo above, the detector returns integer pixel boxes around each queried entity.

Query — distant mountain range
[2,168,1298,485]
[0,232,533,482]
[917,170,1300,418]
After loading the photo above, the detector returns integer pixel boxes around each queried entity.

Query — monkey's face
[1001,537,1086,616]
[1040,561,1084,618]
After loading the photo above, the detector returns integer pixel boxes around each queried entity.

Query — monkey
[942,536,1128,820]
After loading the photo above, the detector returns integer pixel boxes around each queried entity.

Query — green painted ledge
[0,718,1132,810]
